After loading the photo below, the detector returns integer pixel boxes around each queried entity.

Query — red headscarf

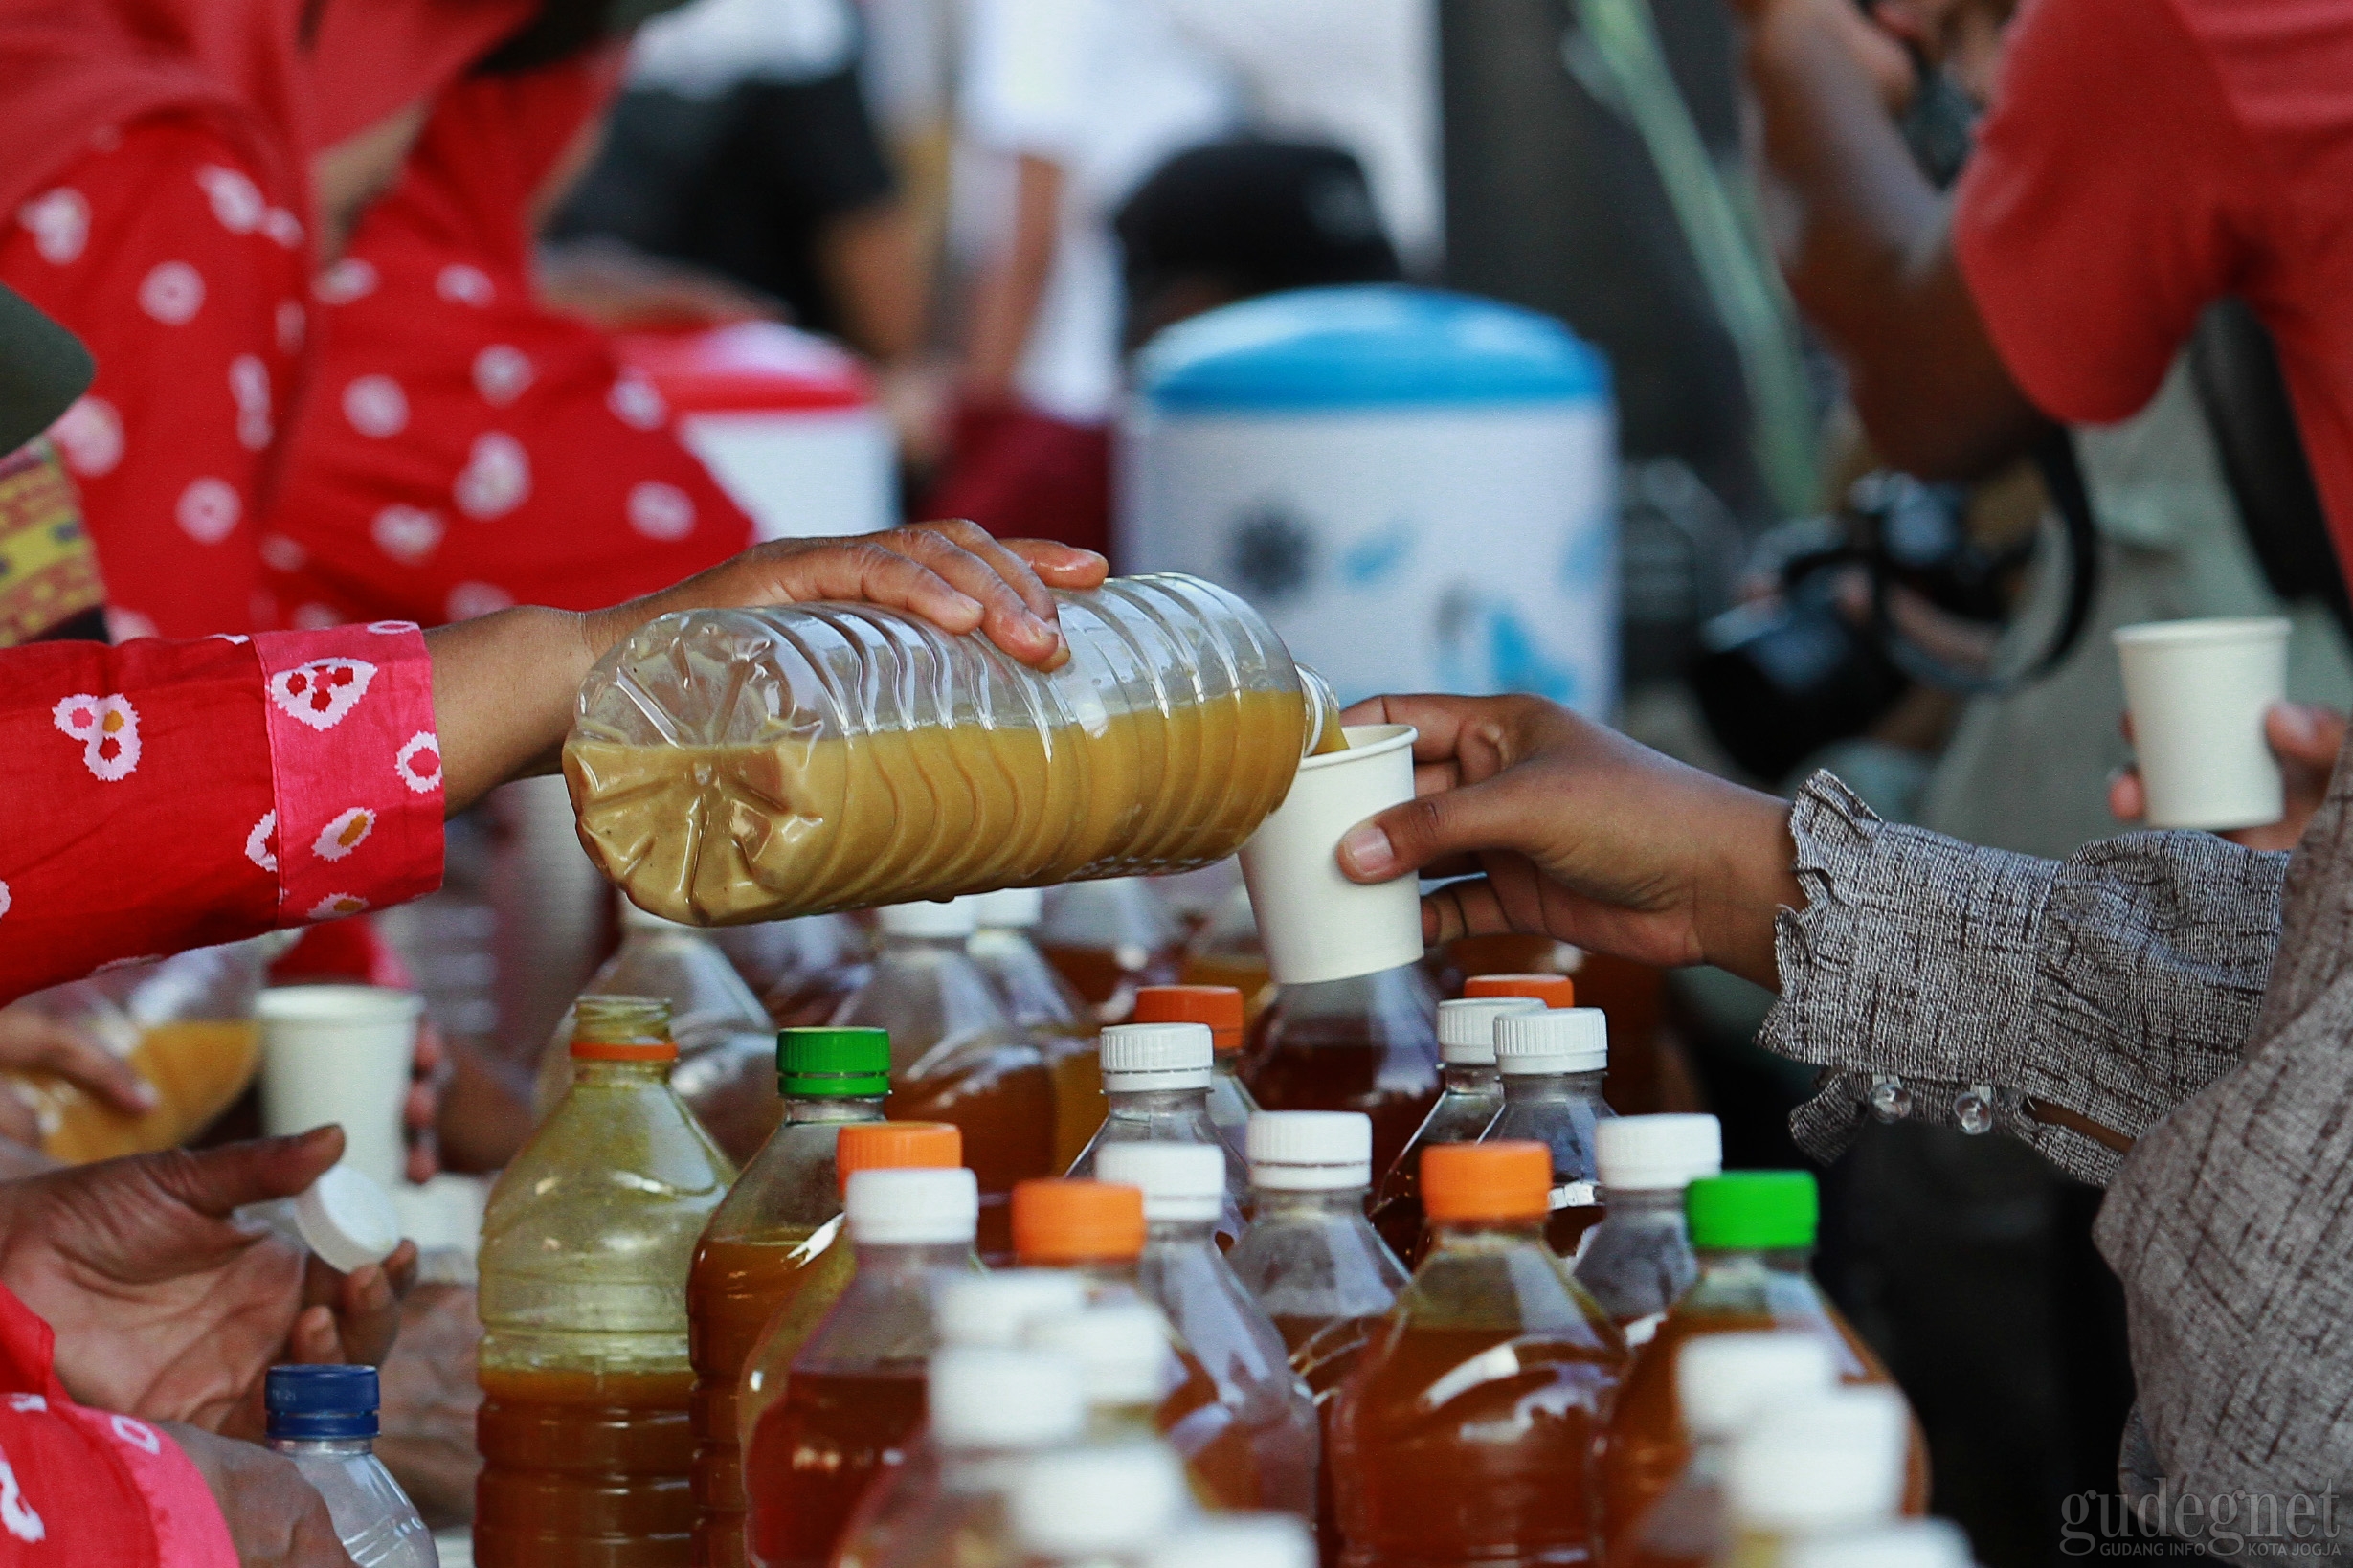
[303,0,546,152]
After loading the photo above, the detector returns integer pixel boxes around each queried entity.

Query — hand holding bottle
[160,1422,359,1568]
[1331,694,1802,989]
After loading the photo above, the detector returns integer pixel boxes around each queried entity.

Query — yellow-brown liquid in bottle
[25,1019,261,1164]
[1042,1035,1108,1171]
[476,1365,698,1568]
[742,1368,928,1568]
[1244,999,1442,1184]
[687,1229,835,1568]
[1602,1300,1929,1544]
[884,1057,1052,1263]
[1272,1313,1387,1568]
[567,690,1309,925]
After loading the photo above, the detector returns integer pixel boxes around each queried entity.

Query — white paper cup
[2115,616,2291,831]
[1240,724,1423,985]
[257,985,423,1188]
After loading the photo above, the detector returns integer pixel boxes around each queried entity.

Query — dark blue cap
[266,1364,379,1440]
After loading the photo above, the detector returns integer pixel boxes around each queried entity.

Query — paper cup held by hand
[256,985,423,1189]
[1240,724,1422,985]
[2115,616,2291,831]
[295,1163,402,1273]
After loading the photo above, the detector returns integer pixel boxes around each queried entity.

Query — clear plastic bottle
[732,914,872,1027]
[1780,1521,1973,1568]
[264,1364,437,1568]
[1097,1142,1319,1520]
[1485,1007,1617,1258]
[1714,1388,1911,1568]
[1241,965,1441,1189]
[1367,997,1541,1266]
[1069,1022,1249,1245]
[1133,985,1255,1157]
[837,1347,1087,1568]
[1575,1113,1723,1344]
[1037,878,1187,1019]
[1181,885,1273,1019]
[1330,1141,1629,1568]
[567,575,1345,923]
[687,1027,892,1568]
[839,901,1056,1261]
[1008,1445,1192,1568]
[533,901,778,1161]
[1147,1516,1318,1568]
[743,1166,982,1568]
[970,887,1104,1171]
[736,1121,965,1459]
[477,996,735,1568]
[1606,1333,1838,1568]
[1223,1111,1405,1568]
[1602,1173,1921,1545]
[1011,1181,1256,1510]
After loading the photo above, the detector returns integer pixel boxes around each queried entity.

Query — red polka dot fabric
[0,117,308,638]
[263,56,755,628]
[0,623,443,1004]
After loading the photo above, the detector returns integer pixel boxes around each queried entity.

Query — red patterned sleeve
[0,623,442,1003]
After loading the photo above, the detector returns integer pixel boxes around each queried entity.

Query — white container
[257,985,422,1188]
[2114,616,2291,831]
[616,322,896,541]
[1121,286,1617,714]
[1239,724,1421,985]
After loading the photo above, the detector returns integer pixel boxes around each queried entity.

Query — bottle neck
[1601,1186,1687,1220]
[850,1239,975,1284]
[1143,1218,1220,1252]
[1248,1186,1370,1224]
[1103,1086,1212,1117]
[265,1435,375,1457]
[780,1094,886,1126]
[1427,1216,1548,1251]
[1498,1068,1606,1104]
[1440,1062,1501,1092]
[569,1057,674,1087]
[1693,1244,1816,1279]
[1211,1051,1245,1080]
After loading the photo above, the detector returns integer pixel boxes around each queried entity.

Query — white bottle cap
[1436,997,1542,1064]
[971,887,1045,928]
[1026,1302,1172,1408]
[1493,1007,1608,1074]
[878,900,980,940]
[1096,1142,1225,1223]
[844,1167,978,1246]
[1011,1445,1189,1559]
[1146,1515,1317,1568]
[1246,1110,1373,1191]
[1783,1520,1973,1568]
[294,1164,402,1274]
[1098,1022,1214,1091]
[1675,1332,1840,1440]
[1726,1386,1911,1535]
[1597,1114,1723,1192]
[928,1347,1087,1451]
[934,1270,1089,1348]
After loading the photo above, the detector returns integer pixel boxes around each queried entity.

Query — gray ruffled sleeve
[1758,773,2285,1185]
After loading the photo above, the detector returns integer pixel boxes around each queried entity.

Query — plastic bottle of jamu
[1133,985,1256,1157]
[1483,1007,1616,1257]
[1008,1444,1193,1568]
[1368,996,1540,1265]
[1069,1022,1249,1246]
[970,886,1103,1170]
[1574,1113,1722,1344]
[1714,1388,1910,1568]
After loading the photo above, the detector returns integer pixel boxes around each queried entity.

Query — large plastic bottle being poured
[565,574,1343,926]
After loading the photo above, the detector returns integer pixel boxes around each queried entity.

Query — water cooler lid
[616,321,874,414]
[1132,285,1608,414]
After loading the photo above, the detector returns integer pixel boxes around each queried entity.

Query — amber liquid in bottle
[687,1228,835,1567]
[884,1061,1052,1262]
[1243,970,1442,1182]
[1273,1314,1387,1568]
[476,1367,698,1567]
[743,1369,929,1568]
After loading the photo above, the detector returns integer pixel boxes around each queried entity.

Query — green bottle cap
[777,1028,891,1097]
[1686,1171,1818,1251]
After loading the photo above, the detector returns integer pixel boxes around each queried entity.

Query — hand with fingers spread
[2109,702,2347,852]
[0,1006,156,1149]
[0,1126,416,1438]
[1331,694,1804,989]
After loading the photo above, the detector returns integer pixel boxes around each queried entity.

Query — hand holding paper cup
[2115,616,2292,831]
[1240,724,1423,985]
[256,985,424,1189]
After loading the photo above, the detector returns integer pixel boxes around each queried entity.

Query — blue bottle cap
[265,1364,380,1441]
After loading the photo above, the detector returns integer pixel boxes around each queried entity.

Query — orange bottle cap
[837,1121,963,1193]
[1012,1178,1147,1265]
[1132,986,1245,1054]
[1463,974,1576,1008]
[1420,1141,1552,1222]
